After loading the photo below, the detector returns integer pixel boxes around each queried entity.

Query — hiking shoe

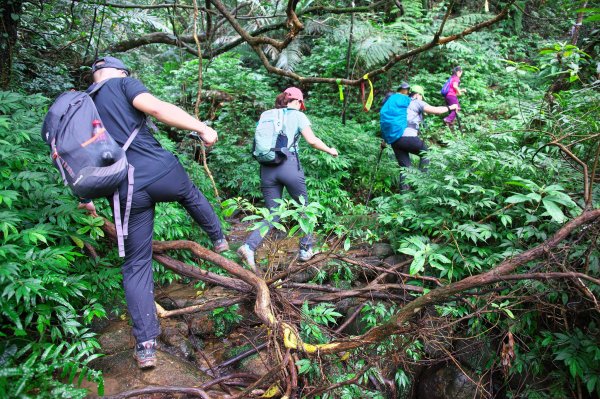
[298,248,314,262]
[213,238,229,253]
[237,244,257,272]
[133,339,157,369]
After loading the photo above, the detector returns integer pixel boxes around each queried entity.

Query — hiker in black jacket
[84,56,228,369]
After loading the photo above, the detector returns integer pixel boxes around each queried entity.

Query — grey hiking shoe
[133,339,157,369]
[237,244,257,272]
[298,248,314,262]
[213,238,229,253]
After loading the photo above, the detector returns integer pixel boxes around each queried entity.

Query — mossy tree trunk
[0,0,23,89]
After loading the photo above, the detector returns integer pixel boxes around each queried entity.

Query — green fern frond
[401,0,425,18]
[275,41,304,72]
[331,19,375,44]
[125,10,171,33]
[385,19,424,38]
[355,35,396,68]
[305,19,333,35]
[445,40,474,54]
[442,14,491,35]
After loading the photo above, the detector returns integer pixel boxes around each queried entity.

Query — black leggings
[391,136,429,189]
[119,161,223,343]
[245,153,313,251]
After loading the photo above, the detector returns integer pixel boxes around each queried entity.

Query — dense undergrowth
[1,0,599,397]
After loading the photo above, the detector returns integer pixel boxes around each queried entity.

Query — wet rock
[422,317,453,359]
[373,243,394,258]
[382,254,409,271]
[340,304,369,336]
[189,311,216,338]
[236,302,262,326]
[288,266,319,283]
[237,352,270,377]
[335,298,360,318]
[83,349,211,397]
[454,338,494,372]
[417,363,483,399]
[97,320,133,355]
[156,283,213,309]
[378,254,409,284]
[160,319,194,359]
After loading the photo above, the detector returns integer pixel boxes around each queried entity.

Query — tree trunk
[0,0,23,89]
[570,1,587,46]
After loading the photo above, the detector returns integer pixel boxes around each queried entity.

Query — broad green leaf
[505,194,531,204]
[542,199,566,223]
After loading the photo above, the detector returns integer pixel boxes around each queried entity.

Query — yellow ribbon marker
[362,73,374,112]
[261,384,281,398]
[336,78,344,102]
[283,323,341,353]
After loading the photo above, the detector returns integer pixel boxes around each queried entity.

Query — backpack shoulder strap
[284,109,302,151]
[122,121,143,151]
[275,108,284,133]
[86,80,108,97]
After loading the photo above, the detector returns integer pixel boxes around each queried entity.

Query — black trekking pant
[245,153,313,252]
[391,136,429,190]
[119,161,224,343]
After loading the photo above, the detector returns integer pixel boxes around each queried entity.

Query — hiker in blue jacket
[237,87,338,273]
[83,56,228,369]
[393,85,457,190]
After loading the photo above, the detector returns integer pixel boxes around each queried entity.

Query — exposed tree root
[99,207,600,396]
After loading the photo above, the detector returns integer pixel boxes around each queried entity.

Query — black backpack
[42,81,142,257]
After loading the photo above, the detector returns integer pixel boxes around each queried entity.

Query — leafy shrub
[0,91,108,398]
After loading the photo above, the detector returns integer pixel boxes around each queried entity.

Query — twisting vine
[192,0,220,200]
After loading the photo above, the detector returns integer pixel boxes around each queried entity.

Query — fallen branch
[215,342,268,370]
[103,385,212,399]
[200,372,259,389]
[156,296,246,318]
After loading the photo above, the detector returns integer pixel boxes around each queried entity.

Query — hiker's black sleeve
[123,78,149,105]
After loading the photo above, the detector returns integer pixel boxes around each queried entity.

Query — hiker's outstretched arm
[132,93,218,146]
[424,104,458,115]
[301,126,338,157]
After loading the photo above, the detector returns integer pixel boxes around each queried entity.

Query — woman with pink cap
[237,87,339,272]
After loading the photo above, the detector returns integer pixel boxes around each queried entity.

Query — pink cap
[284,87,306,110]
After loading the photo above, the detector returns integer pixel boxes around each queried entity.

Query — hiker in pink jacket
[443,66,466,126]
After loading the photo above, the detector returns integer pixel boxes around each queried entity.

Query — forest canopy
[0,0,599,398]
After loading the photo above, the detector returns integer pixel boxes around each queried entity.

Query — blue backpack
[440,77,452,96]
[379,93,411,144]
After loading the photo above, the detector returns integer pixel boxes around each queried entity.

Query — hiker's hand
[78,201,98,217]
[328,147,339,157]
[380,140,387,149]
[461,89,467,94]
[198,126,218,146]
[449,104,459,110]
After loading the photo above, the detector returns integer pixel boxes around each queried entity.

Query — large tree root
[99,208,600,396]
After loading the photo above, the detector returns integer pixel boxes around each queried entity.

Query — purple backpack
[440,77,452,96]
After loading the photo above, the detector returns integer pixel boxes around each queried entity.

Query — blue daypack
[379,93,411,144]
[440,77,452,96]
